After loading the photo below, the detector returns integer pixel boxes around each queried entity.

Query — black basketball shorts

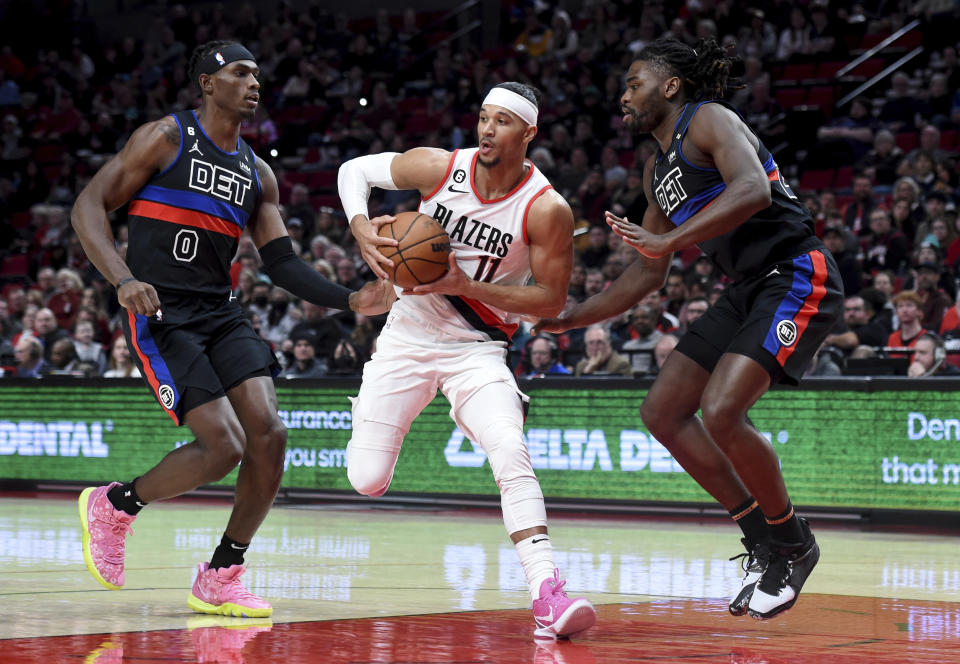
[676,246,843,385]
[120,294,279,425]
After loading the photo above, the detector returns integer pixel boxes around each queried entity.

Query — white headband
[482,87,538,126]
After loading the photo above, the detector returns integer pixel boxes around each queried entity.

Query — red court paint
[3,596,959,663]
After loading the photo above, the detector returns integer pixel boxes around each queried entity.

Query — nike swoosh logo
[534,607,554,623]
[531,537,548,544]
[447,185,469,194]
[135,501,146,507]
[230,543,248,550]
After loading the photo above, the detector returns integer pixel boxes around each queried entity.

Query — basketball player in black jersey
[71,40,394,617]
[536,38,843,620]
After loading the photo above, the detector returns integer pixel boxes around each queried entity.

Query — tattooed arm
[70,116,181,316]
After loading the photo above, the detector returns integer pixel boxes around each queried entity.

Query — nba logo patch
[215,52,226,66]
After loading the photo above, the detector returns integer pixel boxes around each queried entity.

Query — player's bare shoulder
[526,188,574,244]
[393,146,454,193]
[122,115,182,168]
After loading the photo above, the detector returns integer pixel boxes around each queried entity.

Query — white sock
[514,533,555,603]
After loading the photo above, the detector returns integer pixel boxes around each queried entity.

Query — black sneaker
[747,517,820,620]
[728,538,770,616]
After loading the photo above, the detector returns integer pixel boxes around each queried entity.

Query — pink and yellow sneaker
[78,483,136,590]
[187,562,273,618]
[532,569,596,639]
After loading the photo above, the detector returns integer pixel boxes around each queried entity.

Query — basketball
[377,211,451,289]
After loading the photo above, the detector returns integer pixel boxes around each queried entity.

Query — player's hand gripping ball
[377,211,451,289]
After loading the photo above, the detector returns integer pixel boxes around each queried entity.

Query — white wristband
[337,152,400,224]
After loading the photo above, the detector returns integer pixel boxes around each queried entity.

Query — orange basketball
[377,211,451,289]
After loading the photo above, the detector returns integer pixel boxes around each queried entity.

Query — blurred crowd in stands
[2,0,960,380]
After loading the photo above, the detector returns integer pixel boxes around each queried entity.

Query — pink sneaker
[78,483,136,590]
[532,569,596,639]
[188,562,273,618]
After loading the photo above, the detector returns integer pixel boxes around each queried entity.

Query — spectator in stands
[285,183,316,236]
[857,129,904,187]
[523,335,570,378]
[872,270,897,300]
[907,151,938,196]
[287,300,345,368]
[913,190,951,248]
[580,226,611,268]
[102,335,140,378]
[887,290,932,357]
[822,226,862,295]
[663,268,689,319]
[583,268,606,299]
[13,335,46,378]
[47,267,84,331]
[861,208,909,274]
[824,291,892,354]
[279,329,328,379]
[335,257,365,291]
[914,262,953,331]
[574,324,632,376]
[72,318,107,374]
[777,7,811,61]
[328,338,363,375]
[549,9,579,61]
[816,97,877,165]
[737,9,777,60]
[33,307,69,361]
[742,76,785,145]
[843,173,879,236]
[621,304,662,375]
[907,332,960,376]
[48,337,80,374]
[568,262,587,301]
[678,296,709,333]
[808,1,840,57]
[262,288,301,347]
[880,71,925,132]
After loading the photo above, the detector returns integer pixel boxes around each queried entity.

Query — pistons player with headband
[72,41,393,617]
[536,38,844,620]
[338,82,596,639]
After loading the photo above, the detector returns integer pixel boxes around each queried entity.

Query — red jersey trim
[469,151,537,204]
[126,310,179,425]
[129,200,242,238]
[422,150,459,202]
[521,186,553,245]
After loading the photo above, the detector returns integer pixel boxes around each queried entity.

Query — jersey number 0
[173,229,199,262]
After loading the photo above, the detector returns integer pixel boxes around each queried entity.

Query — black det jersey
[651,101,817,281]
[126,110,261,297]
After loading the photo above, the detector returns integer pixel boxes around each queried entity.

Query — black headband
[197,44,256,78]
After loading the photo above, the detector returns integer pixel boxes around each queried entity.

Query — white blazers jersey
[392,147,554,344]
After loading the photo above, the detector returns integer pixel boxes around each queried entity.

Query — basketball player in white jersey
[337,82,596,640]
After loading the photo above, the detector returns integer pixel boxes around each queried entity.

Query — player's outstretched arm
[617,104,772,259]
[71,117,178,316]
[534,157,672,335]
[338,147,451,280]
[250,157,395,315]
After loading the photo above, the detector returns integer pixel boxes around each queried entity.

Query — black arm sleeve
[259,236,352,310]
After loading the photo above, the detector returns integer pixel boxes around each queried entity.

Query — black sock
[107,479,146,516]
[209,534,249,570]
[766,503,804,545]
[729,497,768,549]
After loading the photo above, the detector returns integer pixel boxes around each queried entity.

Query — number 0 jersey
[395,147,554,344]
[126,110,261,298]
[652,101,818,282]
